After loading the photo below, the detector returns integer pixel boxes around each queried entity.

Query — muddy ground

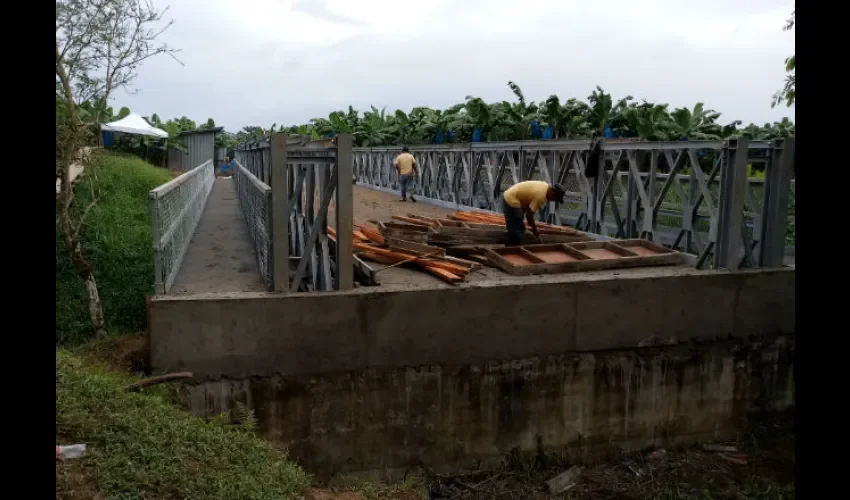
[319,410,795,499]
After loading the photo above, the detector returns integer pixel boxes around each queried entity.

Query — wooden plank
[445,243,505,256]
[384,236,446,257]
[452,211,587,236]
[358,251,464,285]
[464,254,493,266]
[353,243,470,275]
[420,265,463,284]
[382,236,479,269]
[569,241,640,259]
[437,218,469,227]
[356,226,385,245]
[328,232,379,286]
[383,221,430,232]
[378,221,430,243]
[406,214,439,225]
[614,238,676,257]
[352,254,380,286]
[391,215,434,227]
[438,255,481,270]
[430,231,590,246]
[485,241,684,276]
[538,234,593,243]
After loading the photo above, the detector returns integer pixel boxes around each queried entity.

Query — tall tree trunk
[72,243,107,338]
[57,124,107,339]
[56,36,108,340]
[59,167,108,339]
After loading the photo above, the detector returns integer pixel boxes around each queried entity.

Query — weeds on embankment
[56,349,310,500]
[56,153,172,345]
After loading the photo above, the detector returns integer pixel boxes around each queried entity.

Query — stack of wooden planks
[373,211,593,248]
[449,211,586,236]
[330,211,593,285]
[328,224,481,285]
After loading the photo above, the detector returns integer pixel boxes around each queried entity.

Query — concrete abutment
[149,266,795,475]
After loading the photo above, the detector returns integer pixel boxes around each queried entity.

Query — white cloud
[116,0,795,131]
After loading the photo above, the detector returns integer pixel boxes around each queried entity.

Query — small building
[168,127,223,171]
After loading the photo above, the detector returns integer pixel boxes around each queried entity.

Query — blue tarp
[435,128,445,144]
[102,131,114,147]
[603,126,616,139]
[530,120,541,138]
[542,125,554,140]
[472,128,482,143]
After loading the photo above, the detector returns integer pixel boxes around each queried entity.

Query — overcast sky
[118,0,795,132]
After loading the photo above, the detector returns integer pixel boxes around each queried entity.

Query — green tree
[56,0,178,337]
[670,103,723,139]
[772,10,795,108]
[264,84,793,147]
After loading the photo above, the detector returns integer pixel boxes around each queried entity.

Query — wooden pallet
[484,239,683,276]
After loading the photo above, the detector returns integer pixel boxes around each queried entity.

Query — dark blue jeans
[501,196,526,245]
[399,174,415,200]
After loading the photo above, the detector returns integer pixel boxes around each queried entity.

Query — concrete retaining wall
[187,336,795,477]
[149,267,795,380]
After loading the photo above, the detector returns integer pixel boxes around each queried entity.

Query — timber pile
[375,211,593,248]
[328,224,481,285]
[330,211,592,285]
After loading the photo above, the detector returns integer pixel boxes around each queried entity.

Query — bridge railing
[353,138,795,269]
[149,159,215,294]
[233,159,273,290]
[235,134,354,292]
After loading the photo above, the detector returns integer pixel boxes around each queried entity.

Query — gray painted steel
[351,139,795,270]
[148,160,216,294]
[168,130,219,172]
[235,134,354,292]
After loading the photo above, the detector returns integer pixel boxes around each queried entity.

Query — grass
[56,152,173,345]
[56,348,310,500]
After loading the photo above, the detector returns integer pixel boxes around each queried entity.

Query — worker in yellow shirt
[394,146,418,202]
[501,180,566,245]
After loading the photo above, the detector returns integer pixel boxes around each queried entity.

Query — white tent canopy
[101,113,168,138]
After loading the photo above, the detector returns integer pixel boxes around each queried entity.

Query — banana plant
[622,101,674,140]
[587,86,633,136]
[502,81,539,140]
[670,103,723,140]
[356,106,390,146]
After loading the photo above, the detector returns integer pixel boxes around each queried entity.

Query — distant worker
[394,146,418,202]
[219,156,232,178]
[501,181,566,245]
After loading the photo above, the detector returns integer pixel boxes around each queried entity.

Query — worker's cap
[551,184,566,203]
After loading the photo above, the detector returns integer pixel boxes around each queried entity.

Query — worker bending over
[501,181,566,245]
[394,146,418,202]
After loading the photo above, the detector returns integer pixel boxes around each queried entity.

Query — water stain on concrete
[186,336,794,479]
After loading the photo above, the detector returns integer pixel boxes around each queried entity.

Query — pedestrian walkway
[170,178,265,294]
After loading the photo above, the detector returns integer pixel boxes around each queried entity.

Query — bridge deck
[172,183,695,294]
[170,178,266,295]
[170,182,463,294]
